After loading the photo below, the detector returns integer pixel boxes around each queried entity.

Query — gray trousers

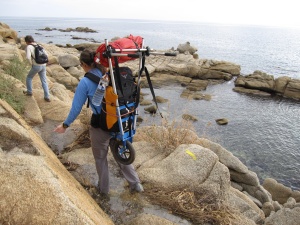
[89,126,140,194]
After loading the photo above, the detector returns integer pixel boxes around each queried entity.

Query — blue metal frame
[103,39,176,157]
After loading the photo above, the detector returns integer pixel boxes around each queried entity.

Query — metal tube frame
[104,39,176,144]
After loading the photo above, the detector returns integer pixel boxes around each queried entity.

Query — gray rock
[58,54,80,67]
[231,181,243,191]
[241,184,272,204]
[144,105,157,114]
[230,169,260,186]
[198,138,249,173]
[0,117,31,141]
[0,100,114,225]
[138,144,231,200]
[177,42,198,55]
[284,197,297,209]
[284,79,300,99]
[243,191,263,208]
[265,207,300,225]
[128,213,179,225]
[273,201,282,212]
[262,201,274,217]
[228,188,264,224]
[215,118,228,125]
[263,178,293,204]
[182,114,198,121]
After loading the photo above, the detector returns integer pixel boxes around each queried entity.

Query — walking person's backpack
[31,44,49,64]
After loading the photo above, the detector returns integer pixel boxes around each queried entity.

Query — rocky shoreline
[1,22,300,225]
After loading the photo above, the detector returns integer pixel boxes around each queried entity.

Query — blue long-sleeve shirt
[64,68,103,126]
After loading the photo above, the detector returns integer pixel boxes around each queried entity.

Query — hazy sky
[1,0,300,27]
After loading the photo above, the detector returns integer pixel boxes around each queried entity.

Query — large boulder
[274,76,291,94]
[47,64,79,90]
[235,70,275,92]
[264,207,300,225]
[58,54,81,68]
[177,41,198,54]
[129,53,241,80]
[0,43,23,62]
[0,22,18,41]
[263,178,293,204]
[283,79,300,99]
[228,187,264,224]
[138,143,231,200]
[0,100,113,225]
[198,138,249,173]
[128,213,179,225]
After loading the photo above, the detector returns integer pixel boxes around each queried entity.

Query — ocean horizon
[1,16,300,190]
[2,16,300,78]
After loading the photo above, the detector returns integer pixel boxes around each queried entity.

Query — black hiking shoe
[23,90,32,96]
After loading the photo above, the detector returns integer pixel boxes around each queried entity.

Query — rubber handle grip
[165,53,177,56]
[128,54,140,58]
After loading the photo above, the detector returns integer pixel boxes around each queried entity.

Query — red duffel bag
[95,34,143,67]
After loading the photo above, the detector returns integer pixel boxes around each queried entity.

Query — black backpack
[113,66,137,105]
[31,44,49,64]
[85,66,138,132]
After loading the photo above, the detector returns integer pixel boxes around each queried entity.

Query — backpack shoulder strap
[84,72,100,108]
[84,72,100,83]
[29,44,37,60]
[30,43,39,48]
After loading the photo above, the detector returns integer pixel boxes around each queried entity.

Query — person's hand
[54,124,67,133]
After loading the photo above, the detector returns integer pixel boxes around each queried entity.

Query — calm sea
[1,17,300,190]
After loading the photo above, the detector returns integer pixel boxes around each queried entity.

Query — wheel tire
[110,139,135,165]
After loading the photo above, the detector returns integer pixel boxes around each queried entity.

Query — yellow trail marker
[185,150,197,160]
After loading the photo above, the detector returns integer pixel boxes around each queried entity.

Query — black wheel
[110,139,135,165]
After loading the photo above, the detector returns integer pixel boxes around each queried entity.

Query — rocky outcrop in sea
[1,22,300,225]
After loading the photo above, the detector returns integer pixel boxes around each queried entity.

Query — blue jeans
[26,64,50,98]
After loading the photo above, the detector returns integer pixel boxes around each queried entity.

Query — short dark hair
[25,35,34,43]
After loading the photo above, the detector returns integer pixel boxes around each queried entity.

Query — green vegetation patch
[3,55,28,82]
[0,56,28,113]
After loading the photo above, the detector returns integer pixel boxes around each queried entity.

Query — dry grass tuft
[145,188,240,225]
[137,117,198,156]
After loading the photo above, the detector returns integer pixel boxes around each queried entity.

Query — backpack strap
[85,72,100,83]
[113,56,124,97]
[29,44,37,61]
[84,72,100,109]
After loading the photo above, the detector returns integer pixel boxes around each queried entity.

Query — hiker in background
[23,35,51,102]
[54,49,143,197]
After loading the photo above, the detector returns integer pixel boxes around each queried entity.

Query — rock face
[128,213,178,225]
[234,70,300,99]
[177,41,198,54]
[0,100,113,225]
[123,50,241,81]
[263,178,300,204]
[264,207,300,225]
[139,144,231,200]
[0,22,18,41]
